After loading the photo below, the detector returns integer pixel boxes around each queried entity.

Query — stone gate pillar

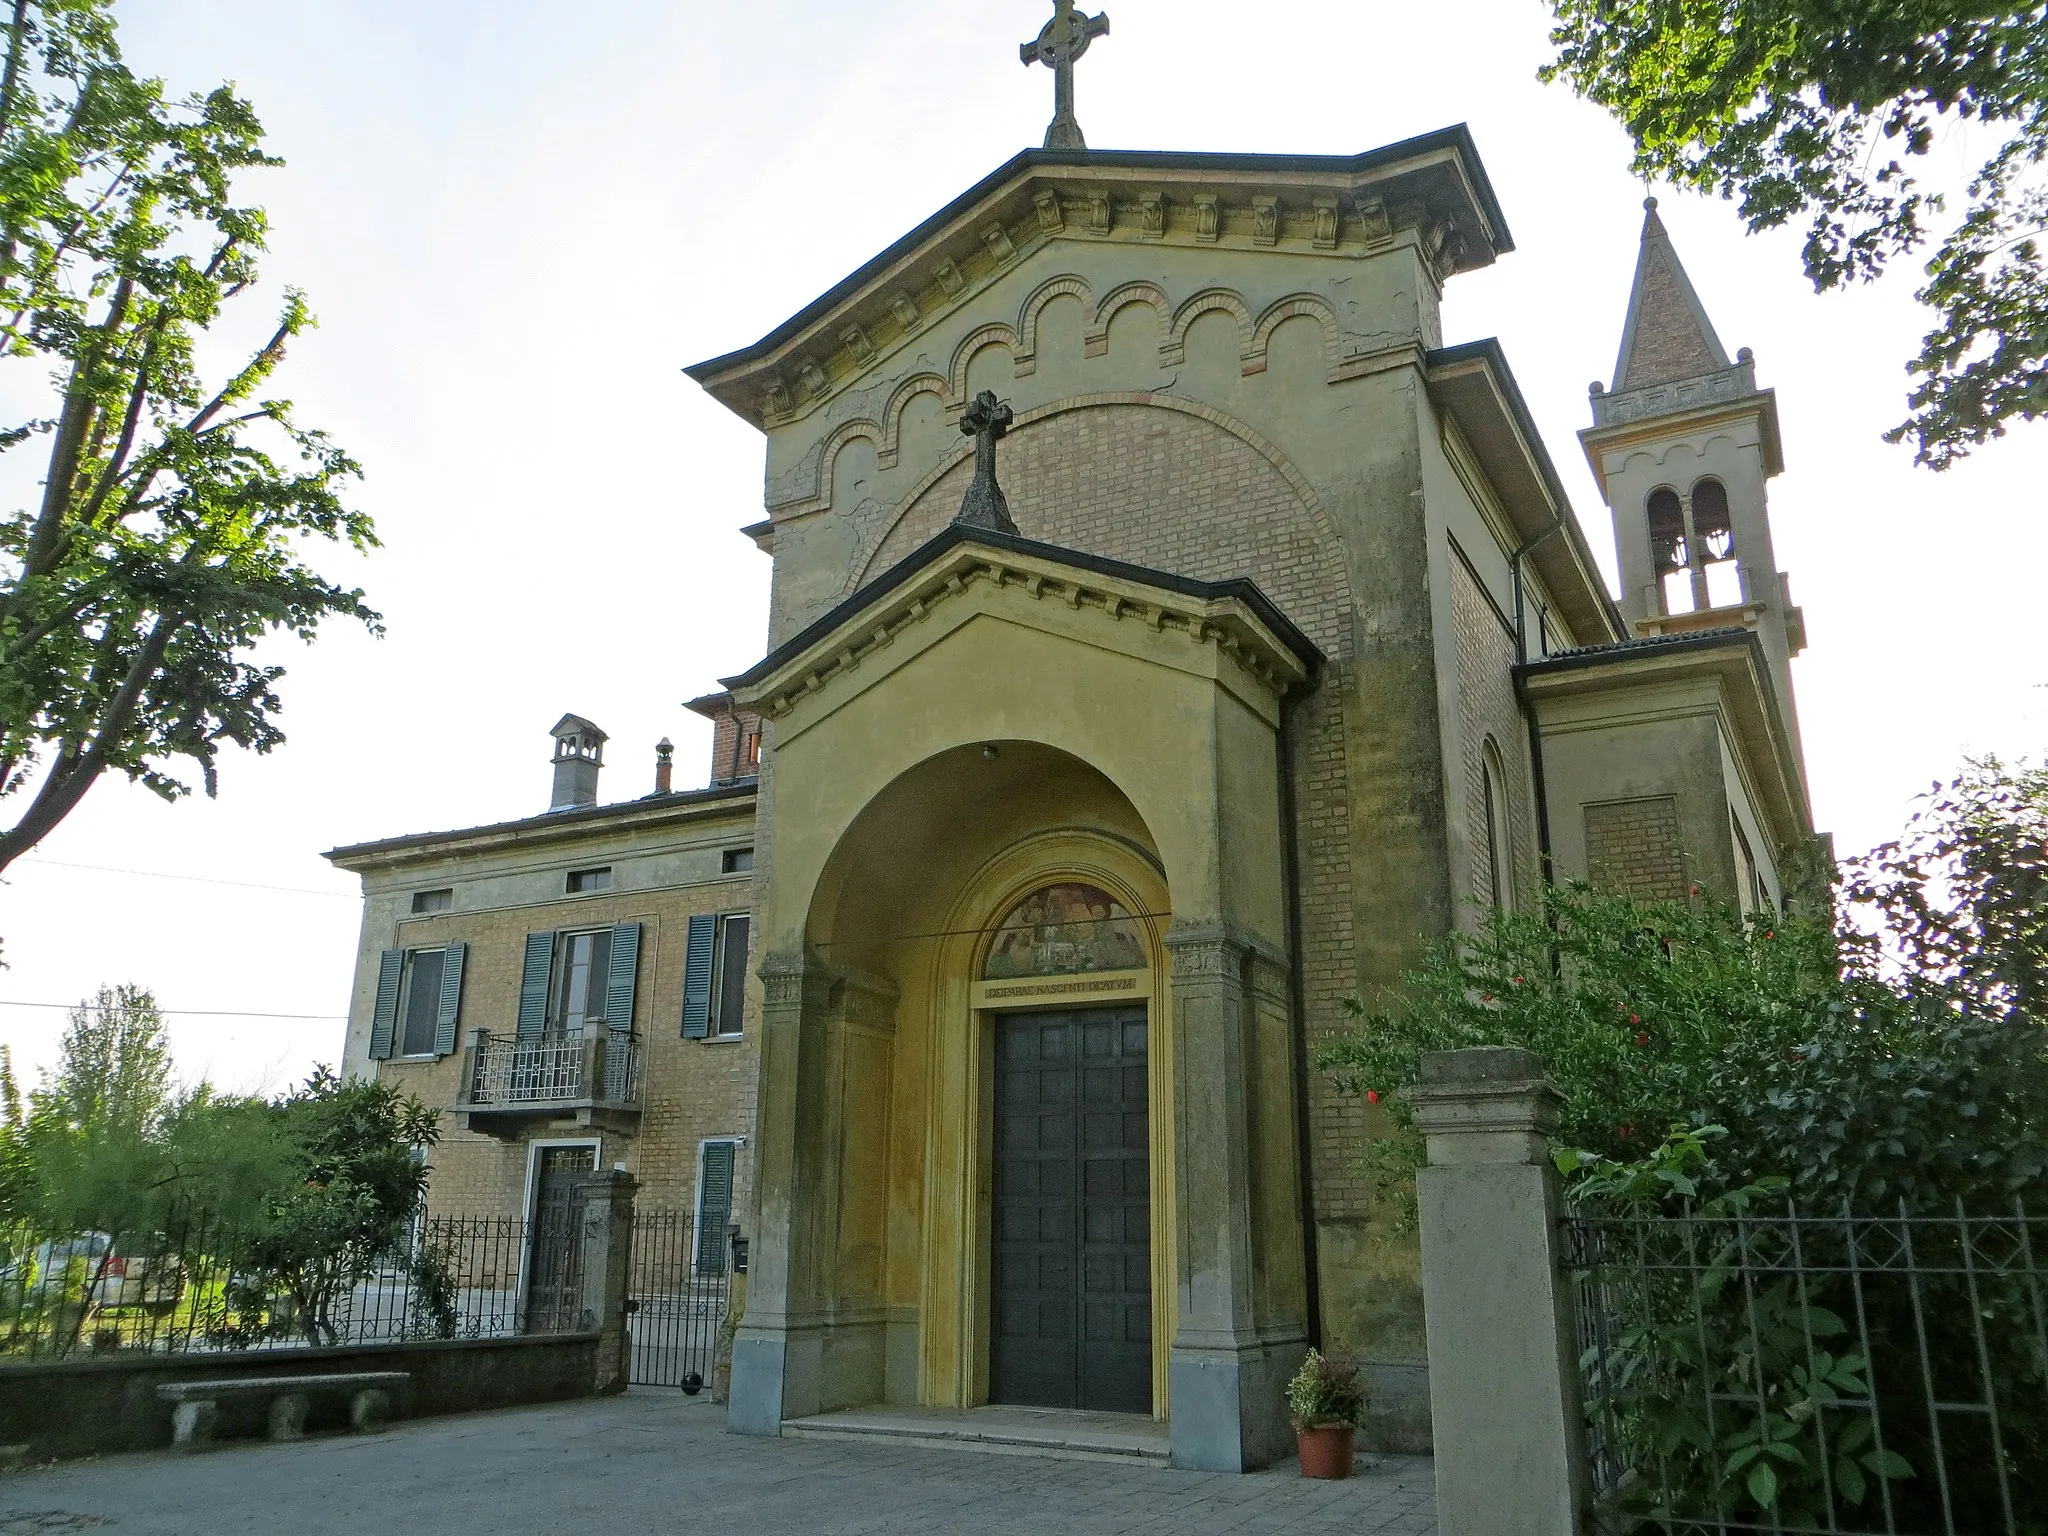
[575,1167,638,1396]
[1408,1047,1588,1535]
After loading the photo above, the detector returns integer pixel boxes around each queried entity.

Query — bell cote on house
[548,713,607,810]
[1579,197,1807,722]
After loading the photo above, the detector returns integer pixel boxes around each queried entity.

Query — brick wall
[868,398,1374,1221]
[686,691,765,787]
[1584,795,1689,901]
[375,878,760,1224]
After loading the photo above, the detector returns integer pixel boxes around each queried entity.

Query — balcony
[455,1030,642,1139]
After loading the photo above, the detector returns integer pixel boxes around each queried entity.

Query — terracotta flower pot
[1295,1423,1355,1480]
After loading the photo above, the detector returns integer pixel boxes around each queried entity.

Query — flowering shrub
[1285,1347,1367,1429]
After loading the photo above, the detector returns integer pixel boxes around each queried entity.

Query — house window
[411,888,452,914]
[549,928,614,1038]
[711,914,749,1036]
[567,866,611,894]
[397,948,447,1057]
[722,848,754,874]
[683,912,750,1038]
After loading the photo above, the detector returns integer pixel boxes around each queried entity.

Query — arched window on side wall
[1647,488,1690,614]
[1690,478,1741,608]
[1481,740,1514,913]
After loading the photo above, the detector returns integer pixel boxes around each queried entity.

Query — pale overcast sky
[2,0,2042,1095]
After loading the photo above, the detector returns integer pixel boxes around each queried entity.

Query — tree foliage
[0,992,437,1351]
[1542,1,2048,467]
[0,0,377,876]
[1316,757,2048,1210]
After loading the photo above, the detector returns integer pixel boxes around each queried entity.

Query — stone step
[781,1406,1171,1466]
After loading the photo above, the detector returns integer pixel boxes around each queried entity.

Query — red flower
[1689,884,1701,896]
[1635,1033,1649,1048]
[1366,1090,1380,1105]
[1628,1014,1640,1025]
[1512,976,1525,985]
[1618,1126,1634,1139]
[1764,930,1775,940]
[1481,993,1494,1003]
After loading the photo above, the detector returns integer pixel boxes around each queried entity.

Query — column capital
[1405,1047,1561,1166]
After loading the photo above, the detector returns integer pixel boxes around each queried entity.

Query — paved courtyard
[0,1391,1437,1535]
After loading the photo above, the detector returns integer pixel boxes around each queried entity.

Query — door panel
[990,1007,1151,1413]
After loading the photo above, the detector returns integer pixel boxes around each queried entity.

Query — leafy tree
[1316,758,2048,1210]
[1541,1,2048,467]
[236,1068,438,1347]
[0,0,377,876]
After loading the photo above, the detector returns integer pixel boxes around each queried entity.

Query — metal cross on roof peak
[1020,0,1110,152]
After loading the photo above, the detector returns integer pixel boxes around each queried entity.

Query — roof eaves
[323,780,758,867]
[685,126,1513,390]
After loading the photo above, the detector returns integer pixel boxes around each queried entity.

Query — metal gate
[626,1209,731,1389]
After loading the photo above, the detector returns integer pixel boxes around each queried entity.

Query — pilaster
[1163,921,1304,1471]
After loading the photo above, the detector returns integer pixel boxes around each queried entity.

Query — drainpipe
[1276,684,1322,1348]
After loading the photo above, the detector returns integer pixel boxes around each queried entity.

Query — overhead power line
[15,858,356,899]
[0,1001,344,1021]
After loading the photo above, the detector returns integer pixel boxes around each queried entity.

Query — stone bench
[156,1371,412,1450]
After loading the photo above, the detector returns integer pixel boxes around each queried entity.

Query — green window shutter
[368,949,404,1060]
[516,932,555,1042]
[680,914,716,1039]
[434,941,467,1057]
[696,1141,736,1275]
[605,922,641,1031]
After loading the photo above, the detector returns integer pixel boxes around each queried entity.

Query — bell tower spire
[1580,199,1808,771]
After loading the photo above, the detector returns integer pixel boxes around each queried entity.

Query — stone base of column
[1168,1338,1307,1471]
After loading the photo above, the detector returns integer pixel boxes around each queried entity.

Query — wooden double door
[990,1005,1153,1414]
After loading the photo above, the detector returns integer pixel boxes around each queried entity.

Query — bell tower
[1580,198,1807,739]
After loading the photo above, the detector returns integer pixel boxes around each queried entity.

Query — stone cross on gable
[1020,0,1110,152]
[953,390,1019,534]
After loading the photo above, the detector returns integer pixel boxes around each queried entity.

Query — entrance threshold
[781,1404,1169,1465]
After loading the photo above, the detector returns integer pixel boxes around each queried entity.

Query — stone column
[575,1167,638,1396]
[1164,922,1303,1472]
[1407,1047,1587,1536]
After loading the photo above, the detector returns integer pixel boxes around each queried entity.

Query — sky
[2,0,2042,1097]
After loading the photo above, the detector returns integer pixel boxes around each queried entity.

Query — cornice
[1517,629,1810,844]
[725,530,1318,723]
[1578,381,1785,496]
[685,131,1510,432]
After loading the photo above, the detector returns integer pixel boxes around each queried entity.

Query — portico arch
[799,746,1177,1415]
[727,527,1317,1469]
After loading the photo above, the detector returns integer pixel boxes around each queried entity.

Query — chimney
[654,738,674,795]
[548,714,607,810]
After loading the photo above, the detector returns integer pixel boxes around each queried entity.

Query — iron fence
[1565,1199,2048,1535]
[0,1209,588,1361]
[626,1210,731,1390]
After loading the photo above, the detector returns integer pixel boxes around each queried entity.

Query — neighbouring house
[326,121,1816,1470]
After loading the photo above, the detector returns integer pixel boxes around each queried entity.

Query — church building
[327,10,1815,1474]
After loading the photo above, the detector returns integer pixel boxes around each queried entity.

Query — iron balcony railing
[461,1032,640,1109]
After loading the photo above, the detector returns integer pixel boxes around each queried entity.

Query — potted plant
[1286,1348,1366,1479]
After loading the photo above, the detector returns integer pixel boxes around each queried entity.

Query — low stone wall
[0,1332,600,1460]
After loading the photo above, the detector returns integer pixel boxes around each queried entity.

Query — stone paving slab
[0,1391,1438,1536]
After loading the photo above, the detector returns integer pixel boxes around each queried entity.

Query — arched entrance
[799,743,1176,1418]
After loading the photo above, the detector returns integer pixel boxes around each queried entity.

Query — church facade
[329,121,1815,1472]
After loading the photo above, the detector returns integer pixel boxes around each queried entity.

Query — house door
[990,1006,1151,1413]
[524,1143,595,1331]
